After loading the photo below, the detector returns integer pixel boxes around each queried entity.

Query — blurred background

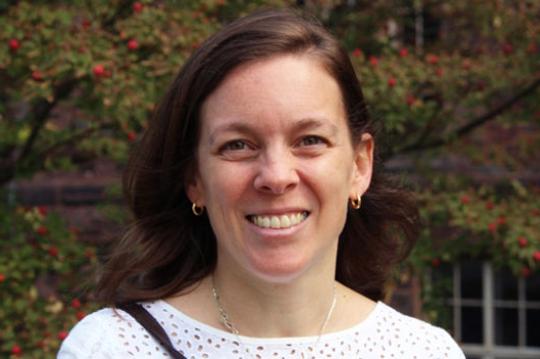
[1,0,539,358]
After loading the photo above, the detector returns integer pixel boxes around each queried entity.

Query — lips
[247,211,309,229]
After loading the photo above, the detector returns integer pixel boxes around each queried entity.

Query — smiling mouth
[247,212,309,229]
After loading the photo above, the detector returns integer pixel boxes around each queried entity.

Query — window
[433,260,540,359]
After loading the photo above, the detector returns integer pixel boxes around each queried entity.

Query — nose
[253,146,299,195]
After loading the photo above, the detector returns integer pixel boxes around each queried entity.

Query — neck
[210,265,338,338]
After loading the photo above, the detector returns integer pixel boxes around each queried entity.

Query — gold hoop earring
[350,194,361,209]
[192,203,204,216]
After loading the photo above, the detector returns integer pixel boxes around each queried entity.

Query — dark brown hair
[95,8,419,304]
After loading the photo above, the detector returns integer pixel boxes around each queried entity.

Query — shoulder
[57,307,152,358]
[372,302,465,358]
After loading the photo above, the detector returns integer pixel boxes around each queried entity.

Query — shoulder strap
[117,303,186,359]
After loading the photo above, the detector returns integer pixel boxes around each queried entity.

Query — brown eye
[218,139,258,160]
[299,136,325,146]
[222,140,248,151]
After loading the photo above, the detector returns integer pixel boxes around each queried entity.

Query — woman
[59,9,465,358]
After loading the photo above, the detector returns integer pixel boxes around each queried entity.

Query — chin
[246,253,313,284]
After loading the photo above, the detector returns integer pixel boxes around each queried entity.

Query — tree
[1,0,539,356]
[329,0,540,325]
[0,1,225,356]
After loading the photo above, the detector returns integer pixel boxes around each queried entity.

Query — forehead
[215,53,338,97]
[199,54,347,132]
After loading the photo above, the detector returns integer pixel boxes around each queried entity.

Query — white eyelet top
[58,300,465,358]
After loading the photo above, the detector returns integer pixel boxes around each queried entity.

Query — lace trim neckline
[153,299,385,345]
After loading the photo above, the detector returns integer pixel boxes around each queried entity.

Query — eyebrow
[207,117,340,145]
[208,122,254,146]
[293,117,339,136]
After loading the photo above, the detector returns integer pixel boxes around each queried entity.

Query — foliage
[0,1,226,357]
[408,179,540,326]
[0,201,98,358]
[343,1,540,159]
[0,0,539,355]
[0,0,225,184]
[412,179,540,272]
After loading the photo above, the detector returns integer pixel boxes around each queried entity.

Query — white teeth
[250,212,307,229]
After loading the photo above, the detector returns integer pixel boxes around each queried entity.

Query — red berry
[11,345,22,356]
[527,42,538,54]
[36,225,48,236]
[435,67,444,77]
[485,201,494,210]
[133,2,143,13]
[426,54,439,65]
[58,331,68,340]
[497,216,506,225]
[127,39,139,50]
[32,70,44,82]
[368,56,378,67]
[462,59,472,70]
[352,48,362,58]
[488,222,498,233]
[431,258,441,267]
[521,267,531,278]
[71,298,81,308]
[476,80,486,92]
[0,273,5,282]
[92,64,106,78]
[501,42,513,55]
[94,64,107,77]
[37,206,47,215]
[82,19,91,30]
[387,77,397,87]
[399,48,408,57]
[127,131,137,142]
[533,251,540,262]
[84,248,95,259]
[48,246,59,257]
[406,94,416,107]
[518,236,528,248]
[76,311,86,320]
[8,38,20,52]
[460,195,470,205]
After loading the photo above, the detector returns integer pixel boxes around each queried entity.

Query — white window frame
[450,262,540,358]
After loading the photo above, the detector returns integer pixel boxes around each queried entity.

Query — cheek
[300,156,355,194]
[200,162,252,208]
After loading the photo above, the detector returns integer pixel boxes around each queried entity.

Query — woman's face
[188,54,373,283]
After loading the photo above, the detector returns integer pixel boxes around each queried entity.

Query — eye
[298,135,326,147]
[217,139,257,160]
[221,140,249,151]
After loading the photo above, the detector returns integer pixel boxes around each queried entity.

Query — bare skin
[167,54,376,338]
[166,277,376,338]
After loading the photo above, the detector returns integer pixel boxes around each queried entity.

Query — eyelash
[222,140,248,151]
[298,135,326,147]
[219,135,327,155]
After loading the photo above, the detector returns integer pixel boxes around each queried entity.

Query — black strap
[117,303,187,359]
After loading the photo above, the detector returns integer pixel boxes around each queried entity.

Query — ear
[185,170,205,206]
[350,133,374,198]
